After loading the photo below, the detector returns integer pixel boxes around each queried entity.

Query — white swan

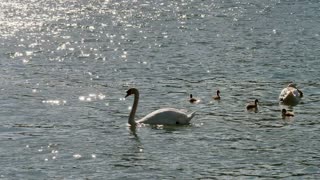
[125,88,196,126]
[279,83,303,106]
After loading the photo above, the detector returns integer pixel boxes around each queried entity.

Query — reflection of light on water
[57,43,67,50]
[25,51,33,56]
[79,93,106,102]
[73,154,82,159]
[22,59,30,64]
[34,144,61,162]
[42,100,67,105]
[10,52,23,58]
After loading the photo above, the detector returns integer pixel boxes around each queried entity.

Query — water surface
[0,0,320,179]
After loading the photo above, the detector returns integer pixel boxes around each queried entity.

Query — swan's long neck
[128,90,139,126]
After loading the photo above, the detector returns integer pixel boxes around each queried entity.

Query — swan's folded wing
[279,87,289,100]
[279,87,301,105]
[137,108,190,125]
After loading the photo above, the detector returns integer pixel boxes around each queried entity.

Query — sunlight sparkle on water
[51,150,58,154]
[73,154,82,159]
[79,93,105,102]
[273,29,277,34]
[22,59,30,64]
[42,100,67,105]
[25,51,33,56]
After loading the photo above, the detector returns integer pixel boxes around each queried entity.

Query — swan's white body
[137,108,196,125]
[125,88,195,126]
[279,84,303,106]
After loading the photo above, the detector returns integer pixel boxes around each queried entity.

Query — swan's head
[190,94,193,98]
[287,83,297,88]
[255,99,259,104]
[125,88,138,98]
[217,90,220,95]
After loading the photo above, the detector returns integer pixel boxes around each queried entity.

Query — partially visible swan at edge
[125,88,196,126]
[279,83,303,106]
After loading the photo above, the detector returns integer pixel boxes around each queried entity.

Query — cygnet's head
[282,109,287,115]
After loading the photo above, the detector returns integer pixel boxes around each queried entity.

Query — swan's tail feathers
[187,111,196,121]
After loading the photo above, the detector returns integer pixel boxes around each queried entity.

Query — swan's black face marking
[125,89,133,98]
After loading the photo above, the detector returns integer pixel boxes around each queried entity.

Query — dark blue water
[0,0,319,179]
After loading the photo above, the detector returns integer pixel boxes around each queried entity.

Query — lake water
[0,0,320,179]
